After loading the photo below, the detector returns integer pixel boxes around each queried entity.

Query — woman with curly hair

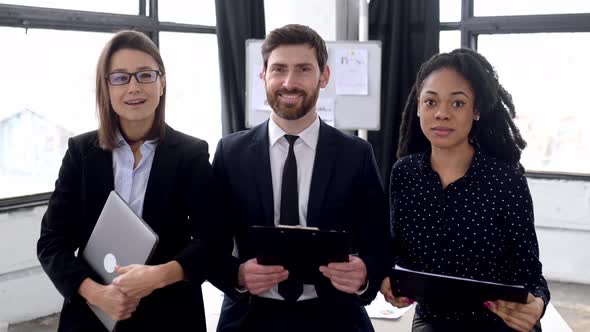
[380,48,550,332]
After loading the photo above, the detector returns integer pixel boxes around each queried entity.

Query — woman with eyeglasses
[380,49,549,332]
[37,30,218,331]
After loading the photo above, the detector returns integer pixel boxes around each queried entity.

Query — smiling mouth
[125,99,146,106]
[279,93,301,99]
[277,93,303,106]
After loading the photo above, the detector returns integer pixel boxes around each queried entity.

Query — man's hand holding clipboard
[245,225,369,294]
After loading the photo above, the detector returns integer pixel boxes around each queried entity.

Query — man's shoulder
[320,123,372,151]
[218,122,266,150]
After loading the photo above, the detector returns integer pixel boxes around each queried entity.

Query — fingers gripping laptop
[82,191,158,331]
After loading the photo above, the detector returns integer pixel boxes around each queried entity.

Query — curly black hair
[396,48,526,166]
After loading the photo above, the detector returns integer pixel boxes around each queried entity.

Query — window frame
[0,0,217,210]
[440,0,590,180]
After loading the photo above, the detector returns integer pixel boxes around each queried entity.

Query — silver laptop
[82,190,159,331]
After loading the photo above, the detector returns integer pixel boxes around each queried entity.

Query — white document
[334,48,369,95]
[251,64,272,112]
[316,98,335,127]
[366,292,414,320]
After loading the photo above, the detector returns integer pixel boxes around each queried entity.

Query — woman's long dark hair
[397,48,526,166]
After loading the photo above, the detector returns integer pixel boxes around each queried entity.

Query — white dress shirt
[112,133,157,217]
[259,116,320,301]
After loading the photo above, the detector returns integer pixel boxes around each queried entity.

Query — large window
[478,33,590,174]
[0,2,221,204]
[159,32,221,151]
[439,1,590,177]
[0,28,111,199]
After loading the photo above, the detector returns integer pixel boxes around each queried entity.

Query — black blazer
[37,125,217,332]
[209,120,390,330]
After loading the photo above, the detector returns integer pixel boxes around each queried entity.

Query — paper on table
[366,292,414,320]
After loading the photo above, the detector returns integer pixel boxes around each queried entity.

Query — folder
[248,225,351,284]
[389,265,528,305]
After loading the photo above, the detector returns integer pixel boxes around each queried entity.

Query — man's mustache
[274,88,306,95]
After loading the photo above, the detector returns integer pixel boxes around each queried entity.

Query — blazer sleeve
[204,138,244,299]
[353,142,392,304]
[37,137,93,303]
[173,139,222,284]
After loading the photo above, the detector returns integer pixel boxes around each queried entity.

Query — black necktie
[280,135,300,226]
[278,134,303,302]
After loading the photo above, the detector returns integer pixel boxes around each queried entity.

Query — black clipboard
[389,265,528,305]
[248,225,351,284]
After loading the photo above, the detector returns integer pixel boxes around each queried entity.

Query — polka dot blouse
[389,148,550,324]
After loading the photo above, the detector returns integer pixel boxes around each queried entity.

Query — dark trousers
[218,295,374,332]
[412,312,542,332]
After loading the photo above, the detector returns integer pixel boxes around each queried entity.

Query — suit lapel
[249,121,274,226]
[143,125,178,227]
[307,121,338,228]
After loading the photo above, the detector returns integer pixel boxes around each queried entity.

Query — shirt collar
[268,116,320,151]
[417,146,484,178]
[114,130,158,151]
[464,148,484,178]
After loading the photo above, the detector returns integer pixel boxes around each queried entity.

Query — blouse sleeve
[504,172,550,312]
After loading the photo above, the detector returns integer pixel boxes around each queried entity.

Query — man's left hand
[319,255,367,294]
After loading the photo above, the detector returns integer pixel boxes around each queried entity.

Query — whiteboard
[245,40,382,130]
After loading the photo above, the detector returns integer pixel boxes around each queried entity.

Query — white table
[201,282,571,332]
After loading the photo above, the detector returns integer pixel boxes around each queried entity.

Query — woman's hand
[380,276,415,308]
[484,293,544,332]
[112,264,162,299]
[113,261,186,299]
[79,278,139,321]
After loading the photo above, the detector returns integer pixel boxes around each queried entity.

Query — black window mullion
[460,0,475,48]
[139,0,147,16]
[149,0,159,46]
[0,4,156,33]
[463,13,590,35]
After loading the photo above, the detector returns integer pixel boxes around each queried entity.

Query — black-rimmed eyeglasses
[105,70,162,86]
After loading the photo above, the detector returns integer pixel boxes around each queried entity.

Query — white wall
[530,178,590,284]
[0,206,63,326]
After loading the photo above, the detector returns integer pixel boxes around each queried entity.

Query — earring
[474,114,480,121]
[417,111,421,118]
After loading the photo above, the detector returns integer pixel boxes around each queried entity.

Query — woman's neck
[119,120,152,146]
[430,143,475,189]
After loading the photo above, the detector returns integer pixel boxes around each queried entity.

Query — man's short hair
[261,24,328,72]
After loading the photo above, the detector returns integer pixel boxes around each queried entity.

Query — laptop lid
[82,190,159,331]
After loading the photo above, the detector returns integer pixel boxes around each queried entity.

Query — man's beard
[266,83,320,120]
